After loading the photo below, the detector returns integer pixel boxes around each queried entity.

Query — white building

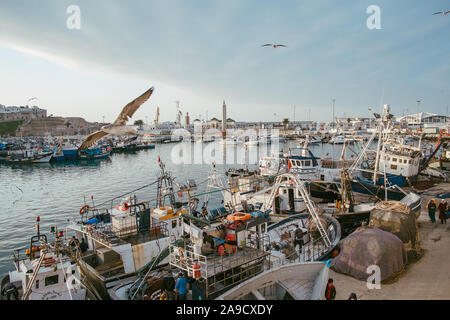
[396,112,449,128]
[0,104,47,121]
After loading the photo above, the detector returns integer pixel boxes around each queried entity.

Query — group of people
[69,236,89,253]
[426,199,448,224]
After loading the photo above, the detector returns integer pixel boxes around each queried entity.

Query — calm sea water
[0,141,350,276]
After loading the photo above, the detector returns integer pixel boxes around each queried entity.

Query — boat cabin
[67,197,184,298]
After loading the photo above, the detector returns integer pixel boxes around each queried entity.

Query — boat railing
[282,230,334,264]
[82,219,169,247]
[169,232,269,281]
[13,248,30,268]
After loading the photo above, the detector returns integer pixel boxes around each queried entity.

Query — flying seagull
[78,86,154,151]
[261,44,287,48]
[433,11,450,15]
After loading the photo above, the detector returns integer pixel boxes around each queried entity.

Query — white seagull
[261,43,288,48]
[433,11,450,15]
[78,86,154,151]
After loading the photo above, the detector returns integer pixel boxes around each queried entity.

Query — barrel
[192,264,201,279]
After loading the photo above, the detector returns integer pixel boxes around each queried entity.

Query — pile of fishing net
[369,201,421,260]
[331,227,407,281]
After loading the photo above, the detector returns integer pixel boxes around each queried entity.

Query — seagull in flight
[433,11,450,15]
[78,87,154,151]
[261,44,287,48]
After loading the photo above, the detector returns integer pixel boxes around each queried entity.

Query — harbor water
[0,141,353,276]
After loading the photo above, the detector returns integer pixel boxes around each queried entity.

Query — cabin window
[404,159,408,164]
[304,160,311,166]
[45,275,59,286]
[409,160,412,164]
[392,158,397,162]
[261,224,266,233]
[35,279,39,289]
[391,165,397,170]
[172,220,177,229]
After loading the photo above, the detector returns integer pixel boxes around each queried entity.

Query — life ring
[115,203,129,211]
[79,205,89,215]
[176,247,186,262]
[227,212,252,222]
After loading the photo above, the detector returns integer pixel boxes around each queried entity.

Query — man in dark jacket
[325,278,336,300]
[438,200,448,224]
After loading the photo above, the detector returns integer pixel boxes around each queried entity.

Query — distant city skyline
[0,1,449,123]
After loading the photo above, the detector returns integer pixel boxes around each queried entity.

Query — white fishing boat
[1,218,87,300]
[216,261,330,300]
[329,134,345,144]
[66,163,186,299]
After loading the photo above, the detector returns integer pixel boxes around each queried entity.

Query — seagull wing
[433,11,443,15]
[78,130,109,151]
[113,87,155,126]
[276,44,288,47]
[445,11,450,14]
[261,44,272,47]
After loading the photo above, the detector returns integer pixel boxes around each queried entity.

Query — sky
[0,0,449,123]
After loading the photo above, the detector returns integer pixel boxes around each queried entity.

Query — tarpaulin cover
[331,227,407,281]
[369,201,420,258]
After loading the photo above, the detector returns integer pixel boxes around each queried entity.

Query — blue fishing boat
[78,146,111,160]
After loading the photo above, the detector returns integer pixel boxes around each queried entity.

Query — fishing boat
[62,142,80,160]
[330,134,345,144]
[66,162,186,299]
[5,149,53,164]
[216,261,330,300]
[0,218,88,300]
[166,173,340,300]
[79,146,111,160]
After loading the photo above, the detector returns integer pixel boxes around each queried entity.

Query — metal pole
[332,99,336,127]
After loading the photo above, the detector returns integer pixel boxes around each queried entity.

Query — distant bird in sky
[433,11,450,15]
[78,86,154,151]
[261,44,287,48]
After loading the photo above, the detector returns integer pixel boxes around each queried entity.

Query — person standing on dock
[325,278,336,300]
[175,272,188,300]
[426,199,437,223]
[438,199,448,224]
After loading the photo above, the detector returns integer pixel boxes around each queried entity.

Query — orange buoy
[227,212,251,222]
[225,234,236,242]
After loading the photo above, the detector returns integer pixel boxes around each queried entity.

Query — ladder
[262,175,283,212]
[22,250,47,300]
[289,174,331,247]
[263,173,331,247]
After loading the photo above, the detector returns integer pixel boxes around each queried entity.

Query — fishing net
[331,227,407,281]
[370,201,421,259]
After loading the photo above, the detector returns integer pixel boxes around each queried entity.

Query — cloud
[0,0,449,122]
